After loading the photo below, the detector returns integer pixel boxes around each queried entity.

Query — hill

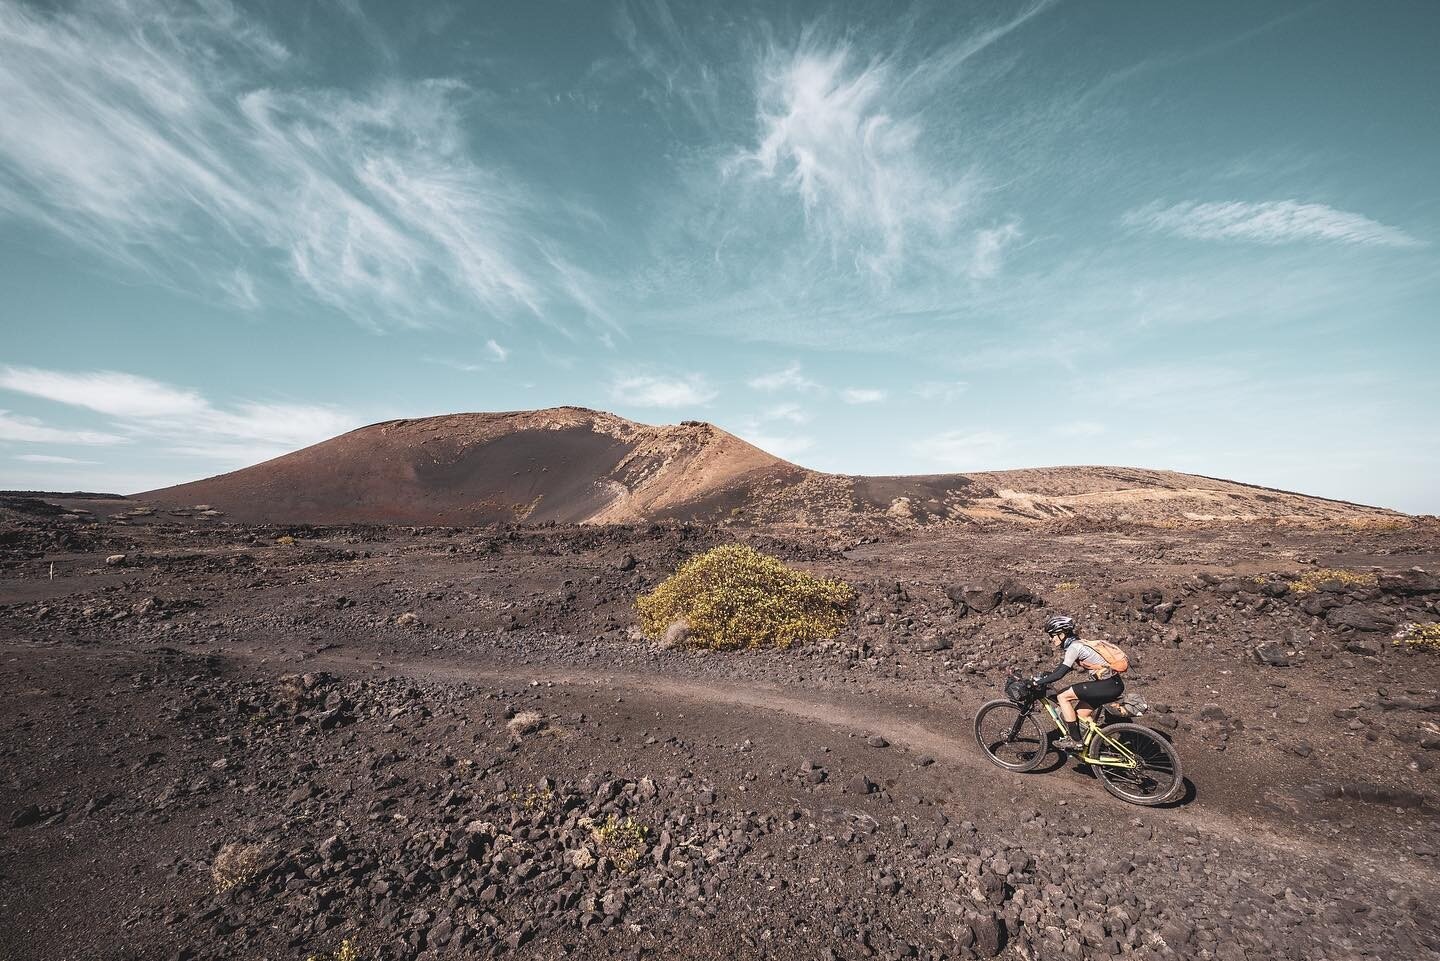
[136,407,1401,527]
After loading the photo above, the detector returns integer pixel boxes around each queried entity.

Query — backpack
[1082,639,1129,675]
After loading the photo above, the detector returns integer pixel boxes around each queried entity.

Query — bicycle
[973,676,1183,806]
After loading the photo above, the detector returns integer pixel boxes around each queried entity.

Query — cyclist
[1029,613,1127,751]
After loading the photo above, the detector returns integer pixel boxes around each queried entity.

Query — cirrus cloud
[0,0,611,332]
[1122,200,1423,248]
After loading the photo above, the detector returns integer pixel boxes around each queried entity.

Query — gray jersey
[1063,640,1114,679]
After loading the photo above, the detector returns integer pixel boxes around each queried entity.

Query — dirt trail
[248,646,1436,883]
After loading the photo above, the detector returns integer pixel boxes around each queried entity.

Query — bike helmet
[1042,613,1077,638]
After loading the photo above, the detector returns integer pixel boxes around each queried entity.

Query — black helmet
[1043,614,1077,638]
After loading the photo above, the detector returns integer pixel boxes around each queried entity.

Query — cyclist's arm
[1032,662,1073,687]
[1033,645,1082,686]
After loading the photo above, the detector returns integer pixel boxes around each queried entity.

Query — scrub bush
[636,544,854,650]
[1288,569,1377,595]
[1394,622,1440,653]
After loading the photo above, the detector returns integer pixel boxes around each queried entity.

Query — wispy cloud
[912,429,1010,469]
[759,403,812,425]
[736,41,974,278]
[0,365,357,463]
[747,362,822,393]
[0,410,124,446]
[728,5,1051,281]
[969,221,1023,278]
[608,373,716,408]
[736,429,815,462]
[0,1,610,329]
[15,453,97,465]
[0,367,206,418]
[841,387,887,404]
[1123,200,1423,248]
[614,0,721,129]
[913,380,968,401]
[485,339,510,362]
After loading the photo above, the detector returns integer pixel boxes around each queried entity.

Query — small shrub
[585,815,648,870]
[1394,623,1440,653]
[304,940,359,961]
[211,842,270,893]
[1055,581,1079,592]
[1288,569,1377,595]
[509,782,556,811]
[636,544,854,650]
[1345,517,1412,532]
[275,535,296,546]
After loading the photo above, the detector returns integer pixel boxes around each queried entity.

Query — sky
[1,0,1437,513]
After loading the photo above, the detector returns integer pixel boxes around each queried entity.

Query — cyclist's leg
[1071,677,1123,725]
[1055,686,1085,745]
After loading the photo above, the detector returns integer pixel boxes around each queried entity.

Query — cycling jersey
[1062,640,1118,680]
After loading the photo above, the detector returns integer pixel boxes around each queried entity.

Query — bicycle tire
[974,698,1049,773]
[1089,722,1183,806]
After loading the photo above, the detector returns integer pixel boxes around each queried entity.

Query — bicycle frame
[1028,696,1140,768]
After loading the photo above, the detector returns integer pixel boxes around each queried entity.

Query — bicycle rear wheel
[974,699,1048,772]
[1089,722,1183,805]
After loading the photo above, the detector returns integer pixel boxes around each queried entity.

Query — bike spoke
[1093,727,1180,801]
[976,703,1046,770]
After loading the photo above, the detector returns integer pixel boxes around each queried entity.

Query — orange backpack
[1082,639,1129,675]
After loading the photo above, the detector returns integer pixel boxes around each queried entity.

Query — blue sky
[1,0,1437,512]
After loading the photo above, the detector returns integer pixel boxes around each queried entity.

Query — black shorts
[1068,674,1123,707]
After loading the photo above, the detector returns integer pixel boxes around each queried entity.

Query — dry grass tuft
[506,710,545,739]
[211,841,270,893]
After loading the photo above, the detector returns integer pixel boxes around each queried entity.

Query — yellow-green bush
[585,815,648,870]
[1288,568,1377,595]
[304,941,359,961]
[636,544,854,650]
[1394,622,1440,653]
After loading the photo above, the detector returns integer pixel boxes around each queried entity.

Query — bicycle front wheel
[1089,722,1183,805]
[974,699,1048,772]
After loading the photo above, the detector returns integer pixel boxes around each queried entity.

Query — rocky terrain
[2,491,1438,960]
[137,408,1402,528]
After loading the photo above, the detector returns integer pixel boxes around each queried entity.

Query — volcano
[137,407,1400,527]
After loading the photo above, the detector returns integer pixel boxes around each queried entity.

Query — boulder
[659,619,691,649]
[967,914,1006,958]
[1253,641,1295,667]
[846,775,877,795]
[1326,606,1394,633]
[949,577,1042,614]
[1299,595,1343,616]
[916,634,952,652]
[1379,570,1440,596]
